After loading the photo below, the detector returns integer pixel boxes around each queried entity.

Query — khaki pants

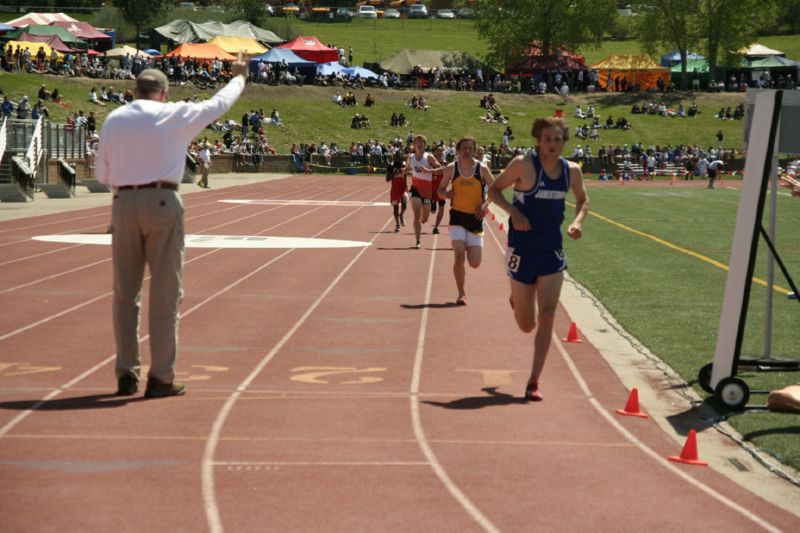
[198,162,210,188]
[112,187,184,383]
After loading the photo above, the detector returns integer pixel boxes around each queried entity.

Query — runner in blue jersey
[487,117,589,401]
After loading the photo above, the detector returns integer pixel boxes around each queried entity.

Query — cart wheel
[698,363,714,394]
[714,377,750,411]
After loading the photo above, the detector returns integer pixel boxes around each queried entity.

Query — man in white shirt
[197,142,212,188]
[96,57,247,398]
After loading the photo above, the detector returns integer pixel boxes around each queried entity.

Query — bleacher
[616,162,686,178]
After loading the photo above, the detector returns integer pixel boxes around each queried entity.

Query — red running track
[0,175,796,532]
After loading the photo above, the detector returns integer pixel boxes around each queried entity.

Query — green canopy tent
[153,19,282,46]
[3,24,87,49]
[670,57,710,88]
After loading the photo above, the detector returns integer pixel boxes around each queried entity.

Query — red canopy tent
[506,43,585,76]
[50,20,111,41]
[5,12,77,27]
[277,36,338,64]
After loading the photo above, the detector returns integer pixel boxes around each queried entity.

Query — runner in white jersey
[406,135,442,249]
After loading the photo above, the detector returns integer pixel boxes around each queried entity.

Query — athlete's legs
[421,201,431,224]
[392,204,401,230]
[529,271,564,385]
[509,278,536,333]
[410,197,422,243]
[400,196,407,222]
[466,244,482,269]
[452,239,467,295]
[434,201,445,229]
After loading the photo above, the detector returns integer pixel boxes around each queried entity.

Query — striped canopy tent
[3,40,60,59]
[50,20,112,42]
[591,54,670,91]
[165,42,236,61]
[4,12,77,27]
[206,35,267,56]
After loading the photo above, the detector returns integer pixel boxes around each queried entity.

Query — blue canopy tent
[249,48,316,82]
[342,66,379,79]
[660,50,705,67]
[317,61,346,76]
[0,22,15,32]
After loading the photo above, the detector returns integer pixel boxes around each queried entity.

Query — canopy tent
[342,65,379,79]
[3,40,59,59]
[316,61,346,76]
[153,19,282,45]
[591,54,670,91]
[0,23,14,32]
[739,43,784,57]
[101,45,153,59]
[249,48,316,80]
[143,48,163,57]
[50,20,112,41]
[15,33,75,54]
[277,36,338,64]
[4,12,77,27]
[670,57,709,73]
[206,35,267,55]
[5,24,86,46]
[379,48,474,75]
[660,50,705,67]
[745,55,800,68]
[506,55,584,76]
[165,42,236,61]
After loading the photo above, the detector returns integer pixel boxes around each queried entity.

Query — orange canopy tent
[165,42,235,61]
[591,54,670,92]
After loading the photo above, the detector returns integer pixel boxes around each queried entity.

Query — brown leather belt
[118,182,178,191]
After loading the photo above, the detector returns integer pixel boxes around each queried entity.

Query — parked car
[383,8,401,19]
[177,1,196,10]
[357,5,378,18]
[457,7,475,18]
[282,3,300,16]
[408,4,429,18]
[335,6,355,19]
[263,4,275,16]
[436,8,455,19]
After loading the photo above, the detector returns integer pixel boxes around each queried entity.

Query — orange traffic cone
[562,322,582,343]
[616,388,648,418]
[668,430,708,466]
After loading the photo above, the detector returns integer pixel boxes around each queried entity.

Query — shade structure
[153,19,282,45]
[15,33,75,54]
[5,24,86,46]
[101,45,153,59]
[746,55,800,68]
[277,36,338,64]
[143,48,163,57]
[4,12,77,27]
[317,61,346,76]
[249,48,316,81]
[0,22,14,32]
[507,55,584,76]
[165,42,236,61]
[206,35,267,56]
[670,57,709,73]
[3,40,59,59]
[739,43,785,57]
[379,48,474,75]
[342,66,378,79]
[660,50,705,67]
[50,20,111,41]
[591,54,670,91]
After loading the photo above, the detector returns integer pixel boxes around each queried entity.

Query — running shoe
[456,294,467,305]
[395,224,400,233]
[432,226,439,234]
[524,381,542,402]
[415,241,421,249]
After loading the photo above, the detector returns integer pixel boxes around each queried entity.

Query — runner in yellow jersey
[437,137,493,305]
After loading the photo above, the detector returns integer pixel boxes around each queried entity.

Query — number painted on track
[0,362,61,378]
[290,366,387,385]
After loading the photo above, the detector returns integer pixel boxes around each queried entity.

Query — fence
[3,119,87,187]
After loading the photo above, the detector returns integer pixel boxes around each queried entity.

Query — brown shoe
[144,376,186,398]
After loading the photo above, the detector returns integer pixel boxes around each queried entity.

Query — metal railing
[57,158,76,195]
[10,156,35,199]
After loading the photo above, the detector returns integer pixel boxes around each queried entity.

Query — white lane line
[484,219,780,532]
[0,185,334,295]
[201,197,391,533]
[0,187,383,441]
[0,186,371,340]
[409,234,500,533]
[552,337,781,533]
[215,461,429,467]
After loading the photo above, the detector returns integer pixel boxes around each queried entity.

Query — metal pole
[763,152,778,358]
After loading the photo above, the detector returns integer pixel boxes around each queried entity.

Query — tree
[221,0,266,27]
[699,0,777,83]
[631,1,701,90]
[115,0,171,51]
[472,0,617,70]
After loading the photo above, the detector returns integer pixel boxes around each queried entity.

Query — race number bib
[506,248,521,274]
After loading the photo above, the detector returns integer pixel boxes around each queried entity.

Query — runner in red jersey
[406,135,442,249]
[430,144,447,235]
[386,151,408,232]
